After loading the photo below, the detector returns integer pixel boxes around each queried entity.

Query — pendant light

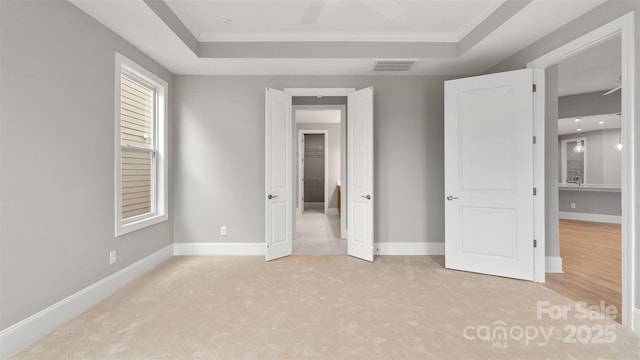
[616,113,623,151]
[572,118,584,153]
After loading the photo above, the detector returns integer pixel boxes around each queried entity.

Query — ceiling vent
[372,60,417,72]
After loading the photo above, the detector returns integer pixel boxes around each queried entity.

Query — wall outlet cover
[109,250,117,265]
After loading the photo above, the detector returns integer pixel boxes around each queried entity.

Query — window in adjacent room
[115,53,168,236]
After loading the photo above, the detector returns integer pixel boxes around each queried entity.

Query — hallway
[293,203,345,254]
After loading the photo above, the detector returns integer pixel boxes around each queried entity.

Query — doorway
[543,34,623,322]
[300,133,327,211]
[295,113,344,254]
[265,87,375,262]
[527,12,635,329]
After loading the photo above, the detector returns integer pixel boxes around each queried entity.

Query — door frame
[287,88,354,241]
[527,12,636,329]
[298,130,329,214]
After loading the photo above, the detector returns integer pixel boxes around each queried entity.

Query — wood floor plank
[545,219,622,322]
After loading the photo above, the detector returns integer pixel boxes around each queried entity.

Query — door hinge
[532,84,537,92]
[533,187,537,196]
[533,136,537,144]
[533,239,537,248]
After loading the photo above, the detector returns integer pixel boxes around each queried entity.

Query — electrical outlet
[570,203,576,209]
[220,226,227,236]
[109,250,117,265]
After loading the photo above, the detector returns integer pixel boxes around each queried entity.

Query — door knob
[446,195,459,201]
[361,195,371,200]
[268,194,278,199]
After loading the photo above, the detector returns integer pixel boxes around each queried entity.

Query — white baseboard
[173,242,443,256]
[559,211,621,224]
[327,208,339,215]
[0,244,173,359]
[374,242,444,255]
[633,308,640,336]
[174,242,265,256]
[545,256,564,273]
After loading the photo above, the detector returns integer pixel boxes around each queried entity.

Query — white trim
[197,31,460,43]
[526,15,630,68]
[284,88,355,97]
[532,68,546,283]
[174,242,445,256]
[545,256,564,273]
[327,208,339,215]
[558,212,622,224]
[527,12,635,330]
[114,52,169,236]
[374,242,444,256]
[173,243,266,256]
[634,308,640,336]
[0,245,173,359]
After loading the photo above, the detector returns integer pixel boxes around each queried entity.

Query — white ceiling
[295,109,342,123]
[558,35,621,96]
[70,0,608,77]
[165,0,504,42]
[558,113,621,136]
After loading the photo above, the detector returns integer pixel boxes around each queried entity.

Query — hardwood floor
[545,219,622,322]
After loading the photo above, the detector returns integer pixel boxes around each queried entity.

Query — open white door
[444,69,535,281]
[347,87,374,261]
[265,88,293,261]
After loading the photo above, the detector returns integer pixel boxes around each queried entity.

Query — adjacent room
[545,35,624,323]
[293,100,346,255]
[1,0,639,359]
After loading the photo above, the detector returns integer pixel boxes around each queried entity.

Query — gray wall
[487,0,640,308]
[559,129,622,184]
[173,76,450,244]
[559,91,621,119]
[0,1,173,330]
[302,134,325,202]
[559,190,621,216]
[296,123,341,208]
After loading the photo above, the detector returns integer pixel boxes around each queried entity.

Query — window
[115,53,168,236]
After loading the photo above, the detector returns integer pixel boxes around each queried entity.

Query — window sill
[116,213,168,237]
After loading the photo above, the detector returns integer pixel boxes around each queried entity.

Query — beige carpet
[12,256,640,359]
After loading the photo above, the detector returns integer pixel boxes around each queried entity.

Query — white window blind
[120,74,156,220]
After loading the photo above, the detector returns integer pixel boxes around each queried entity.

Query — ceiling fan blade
[300,2,325,25]
[361,0,405,20]
[603,85,622,96]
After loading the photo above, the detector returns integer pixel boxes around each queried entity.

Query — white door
[347,87,374,261]
[265,88,293,261]
[444,69,535,281]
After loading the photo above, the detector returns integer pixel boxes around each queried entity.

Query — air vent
[372,60,417,72]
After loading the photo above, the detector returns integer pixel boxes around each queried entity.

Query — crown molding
[197,31,460,43]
